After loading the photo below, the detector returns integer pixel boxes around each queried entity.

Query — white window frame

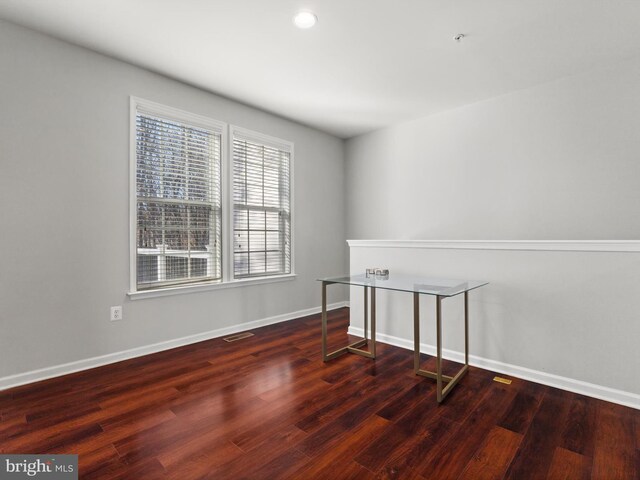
[228,126,295,281]
[128,98,296,299]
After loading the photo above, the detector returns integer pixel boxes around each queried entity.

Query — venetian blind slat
[232,134,291,279]
[136,112,222,290]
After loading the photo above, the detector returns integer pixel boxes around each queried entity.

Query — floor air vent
[493,376,512,385]
[223,332,254,343]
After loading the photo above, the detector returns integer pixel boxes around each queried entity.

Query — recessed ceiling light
[293,11,317,29]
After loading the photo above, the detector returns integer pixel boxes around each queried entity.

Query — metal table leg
[322,281,376,362]
[413,291,470,402]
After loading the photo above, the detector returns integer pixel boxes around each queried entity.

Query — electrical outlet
[110,306,123,321]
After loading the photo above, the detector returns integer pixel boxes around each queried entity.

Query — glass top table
[318,273,487,297]
[318,272,489,402]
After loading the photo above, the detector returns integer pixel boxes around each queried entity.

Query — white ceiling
[1,0,640,138]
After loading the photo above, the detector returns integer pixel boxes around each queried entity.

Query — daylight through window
[135,109,222,290]
[232,131,292,278]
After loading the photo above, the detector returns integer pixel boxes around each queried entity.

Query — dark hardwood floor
[1,307,638,479]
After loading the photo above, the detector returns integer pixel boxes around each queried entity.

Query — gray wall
[0,20,346,379]
[344,55,640,404]
[346,55,640,240]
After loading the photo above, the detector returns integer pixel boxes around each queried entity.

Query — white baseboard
[0,301,348,392]
[349,326,640,410]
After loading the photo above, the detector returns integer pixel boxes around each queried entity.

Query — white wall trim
[0,301,348,392]
[347,239,640,253]
[349,326,640,410]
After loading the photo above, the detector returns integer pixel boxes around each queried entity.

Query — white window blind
[232,131,292,279]
[135,108,222,290]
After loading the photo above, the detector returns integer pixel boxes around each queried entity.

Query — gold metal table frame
[414,291,470,403]
[321,281,377,361]
[320,275,485,403]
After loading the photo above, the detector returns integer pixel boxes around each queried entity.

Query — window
[132,99,224,291]
[231,127,292,279]
[130,99,294,296]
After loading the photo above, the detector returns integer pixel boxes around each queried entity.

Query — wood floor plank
[559,394,597,457]
[374,433,436,479]
[243,446,310,480]
[114,396,273,465]
[0,307,637,480]
[458,426,523,480]
[233,422,307,454]
[87,457,167,480]
[76,444,121,478]
[229,355,412,452]
[545,447,591,480]
[503,388,573,480]
[498,382,546,435]
[355,389,449,474]
[375,465,425,480]
[375,379,434,422]
[162,452,231,480]
[157,433,242,471]
[295,357,417,434]
[0,414,28,440]
[285,415,390,479]
[201,422,306,479]
[2,389,180,456]
[1,421,104,454]
[354,423,417,474]
[591,400,638,480]
[296,381,414,458]
[417,381,518,480]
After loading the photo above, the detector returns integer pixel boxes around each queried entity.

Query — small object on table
[375,268,389,279]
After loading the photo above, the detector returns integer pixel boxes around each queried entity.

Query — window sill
[127,274,297,300]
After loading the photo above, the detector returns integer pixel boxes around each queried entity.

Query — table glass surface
[318,273,488,297]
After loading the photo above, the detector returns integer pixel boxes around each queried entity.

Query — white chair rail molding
[346,239,640,409]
